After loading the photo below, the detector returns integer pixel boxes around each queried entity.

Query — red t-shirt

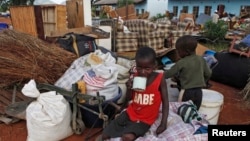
[126,73,163,125]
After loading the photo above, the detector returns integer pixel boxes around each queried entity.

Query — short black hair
[175,35,197,54]
[135,46,156,63]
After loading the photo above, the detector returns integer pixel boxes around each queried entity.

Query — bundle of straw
[240,80,250,107]
[0,29,77,88]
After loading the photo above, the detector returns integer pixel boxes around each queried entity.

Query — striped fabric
[171,31,198,48]
[157,24,176,38]
[116,32,139,39]
[116,31,139,52]
[116,38,138,52]
[122,19,167,51]
[83,69,106,88]
[116,19,198,54]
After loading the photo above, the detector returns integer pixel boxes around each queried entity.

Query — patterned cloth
[116,19,199,55]
[54,55,91,90]
[170,30,199,48]
[123,19,166,50]
[116,38,138,52]
[109,101,209,141]
[83,69,106,88]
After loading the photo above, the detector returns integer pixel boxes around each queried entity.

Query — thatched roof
[94,0,145,5]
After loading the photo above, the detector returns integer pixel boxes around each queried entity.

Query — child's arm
[203,59,212,81]
[164,62,180,79]
[120,78,133,111]
[156,73,169,135]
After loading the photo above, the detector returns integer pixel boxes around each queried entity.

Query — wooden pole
[126,0,128,20]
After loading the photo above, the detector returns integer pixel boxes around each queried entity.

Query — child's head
[135,46,157,77]
[175,35,197,58]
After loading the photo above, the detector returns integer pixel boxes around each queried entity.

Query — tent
[34,0,66,5]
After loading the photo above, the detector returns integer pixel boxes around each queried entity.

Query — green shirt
[165,54,212,89]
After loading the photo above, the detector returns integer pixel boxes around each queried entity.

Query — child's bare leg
[121,133,136,141]
[102,134,110,140]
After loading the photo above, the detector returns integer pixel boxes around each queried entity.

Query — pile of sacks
[55,49,134,103]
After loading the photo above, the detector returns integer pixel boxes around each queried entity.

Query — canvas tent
[34,0,66,5]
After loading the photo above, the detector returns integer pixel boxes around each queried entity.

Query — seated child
[97,46,169,141]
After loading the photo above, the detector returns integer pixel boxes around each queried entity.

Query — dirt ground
[1,80,250,141]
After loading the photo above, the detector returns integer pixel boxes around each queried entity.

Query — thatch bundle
[240,80,250,107]
[0,29,77,88]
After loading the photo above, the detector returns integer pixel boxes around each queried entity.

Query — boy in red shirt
[98,46,169,141]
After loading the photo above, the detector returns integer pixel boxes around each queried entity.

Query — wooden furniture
[229,35,250,58]
[107,4,137,20]
[10,5,67,39]
[66,0,84,28]
[116,19,176,57]
[99,19,117,52]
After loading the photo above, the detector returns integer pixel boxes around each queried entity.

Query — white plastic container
[199,89,224,124]
[164,63,179,101]
[165,78,179,102]
[132,76,147,92]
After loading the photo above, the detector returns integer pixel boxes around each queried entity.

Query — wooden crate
[116,4,137,20]
[10,5,67,39]
[41,5,67,37]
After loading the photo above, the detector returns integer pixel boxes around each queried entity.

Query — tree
[0,0,34,12]
[10,0,35,5]
[0,0,10,11]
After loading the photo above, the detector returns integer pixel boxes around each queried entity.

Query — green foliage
[203,20,228,41]
[117,0,134,8]
[99,12,108,19]
[200,42,229,52]
[150,13,166,22]
[0,0,10,12]
[0,0,34,12]
[156,13,166,19]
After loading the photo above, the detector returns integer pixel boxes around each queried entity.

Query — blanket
[109,102,208,141]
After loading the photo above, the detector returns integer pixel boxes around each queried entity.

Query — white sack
[23,80,73,141]
[86,84,119,100]
[21,79,40,98]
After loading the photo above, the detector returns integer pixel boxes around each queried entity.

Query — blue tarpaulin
[196,13,212,25]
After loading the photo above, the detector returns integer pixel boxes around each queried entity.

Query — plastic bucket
[161,56,173,65]
[199,89,224,124]
[204,50,216,56]
[164,63,175,71]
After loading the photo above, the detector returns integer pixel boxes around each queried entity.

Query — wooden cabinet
[41,5,67,37]
[10,5,67,39]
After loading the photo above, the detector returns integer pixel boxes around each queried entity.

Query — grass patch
[199,40,231,52]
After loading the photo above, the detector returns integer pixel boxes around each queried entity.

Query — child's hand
[125,78,133,89]
[156,124,166,135]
